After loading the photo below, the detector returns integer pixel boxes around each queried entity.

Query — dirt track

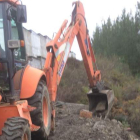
[49,102,139,140]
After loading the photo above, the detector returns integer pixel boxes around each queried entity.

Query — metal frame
[2,2,15,97]
[0,1,26,99]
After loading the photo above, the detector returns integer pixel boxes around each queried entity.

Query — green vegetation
[92,2,140,74]
[96,55,140,135]
[57,58,89,104]
[91,2,140,136]
[58,56,140,136]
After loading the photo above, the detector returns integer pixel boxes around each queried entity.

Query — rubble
[49,103,140,140]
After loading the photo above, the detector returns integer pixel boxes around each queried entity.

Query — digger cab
[0,1,27,100]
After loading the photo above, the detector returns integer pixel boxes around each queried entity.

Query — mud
[49,102,139,140]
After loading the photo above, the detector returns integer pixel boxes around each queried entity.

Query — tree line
[92,2,140,75]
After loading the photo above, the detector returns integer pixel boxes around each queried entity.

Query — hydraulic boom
[45,1,114,118]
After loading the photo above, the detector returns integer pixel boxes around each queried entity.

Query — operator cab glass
[0,3,9,91]
[0,2,26,93]
[0,4,5,59]
[10,8,26,63]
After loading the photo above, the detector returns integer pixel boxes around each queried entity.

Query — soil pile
[49,102,139,140]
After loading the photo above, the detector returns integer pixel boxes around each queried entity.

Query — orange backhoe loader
[0,0,114,140]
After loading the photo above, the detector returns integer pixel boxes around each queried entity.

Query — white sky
[23,0,138,60]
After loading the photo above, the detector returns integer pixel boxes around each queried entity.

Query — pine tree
[92,3,140,74]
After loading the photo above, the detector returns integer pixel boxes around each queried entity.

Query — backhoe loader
[0,0,114,140]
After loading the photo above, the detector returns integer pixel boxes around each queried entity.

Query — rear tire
[0,117,31,140]
[28,81,52,140]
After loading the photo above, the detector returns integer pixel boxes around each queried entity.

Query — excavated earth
[49,102,140,140]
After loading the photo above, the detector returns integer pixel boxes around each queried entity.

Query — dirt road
[49,102,139,140]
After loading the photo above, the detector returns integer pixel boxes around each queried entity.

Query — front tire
[0,117,31,140]
[28,81,52,140]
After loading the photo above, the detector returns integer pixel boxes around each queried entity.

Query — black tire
[27,81,52,140]
[0,117,31,140]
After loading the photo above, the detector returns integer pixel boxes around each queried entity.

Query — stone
[80,109,92,118]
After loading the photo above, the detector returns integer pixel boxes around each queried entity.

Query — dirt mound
[49,103,139,140]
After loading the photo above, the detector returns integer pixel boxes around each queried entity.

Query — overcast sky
[23,0,138,60]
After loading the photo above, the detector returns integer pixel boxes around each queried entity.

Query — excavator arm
[45,1,114,118]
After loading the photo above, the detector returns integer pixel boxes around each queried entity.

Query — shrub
[57,56,140,136]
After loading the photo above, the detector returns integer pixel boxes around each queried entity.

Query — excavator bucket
[87,89,114,118]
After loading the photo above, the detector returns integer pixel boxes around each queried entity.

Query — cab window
[0,4,6,58]
[10,9,26,61]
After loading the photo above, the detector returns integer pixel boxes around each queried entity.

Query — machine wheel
[28,81,52,140]
[0,117,31,140]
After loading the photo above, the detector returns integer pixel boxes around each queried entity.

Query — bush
[57,58,89,103]
[57,56,140,136]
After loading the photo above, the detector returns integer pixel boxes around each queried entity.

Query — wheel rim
[23,134,28,140]
[43,97,48,127]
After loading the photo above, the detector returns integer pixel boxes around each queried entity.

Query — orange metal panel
[44,52,53,100]
[20,40,25,47]
[0,0,20,4]
[0,100,31,135]
[16,100,32,125]
[0,106,19,135]
[20,65,46,99]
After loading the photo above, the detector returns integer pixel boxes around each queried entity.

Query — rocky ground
[49,102,140,140]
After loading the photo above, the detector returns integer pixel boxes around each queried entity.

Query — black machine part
[87,88,114,118]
